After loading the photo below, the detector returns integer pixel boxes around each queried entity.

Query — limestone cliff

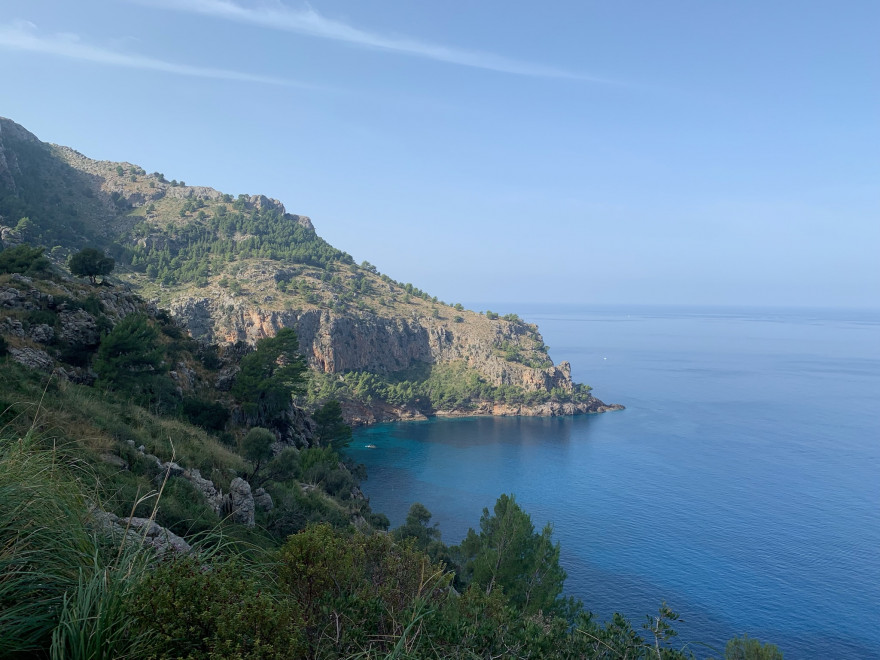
[170,292,573,393]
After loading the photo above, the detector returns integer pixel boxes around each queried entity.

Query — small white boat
[365,444,377,449]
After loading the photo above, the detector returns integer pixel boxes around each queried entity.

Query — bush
[128,555,303,659]
[94,314,168,405]
[277,524,450,657]
[181,397,230,432]
[725,635,785,659]
[0,244,51,276]
[241,426,276,482]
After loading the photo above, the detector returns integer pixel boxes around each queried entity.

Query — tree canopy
[240,426,276,482]
[232,328,308,424]
[68,247,114,284]
[312,399,352,450]
[94,314,168,404]
[458,493,567,616]
[393,502,442,554]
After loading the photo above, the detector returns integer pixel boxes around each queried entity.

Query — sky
[1,0,878,309]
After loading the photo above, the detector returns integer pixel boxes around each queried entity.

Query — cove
[348,305,880,659]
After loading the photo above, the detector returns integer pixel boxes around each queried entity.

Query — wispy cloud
[0,20,299,86]
[136,0,608,82]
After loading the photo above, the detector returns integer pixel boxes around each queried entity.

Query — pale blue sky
[2,1,877,308]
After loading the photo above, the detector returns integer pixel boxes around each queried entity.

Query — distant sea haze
[349,305,880,660]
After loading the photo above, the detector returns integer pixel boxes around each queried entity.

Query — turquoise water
[347,306,880,659]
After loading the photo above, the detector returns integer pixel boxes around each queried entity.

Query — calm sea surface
[347,305,880,659]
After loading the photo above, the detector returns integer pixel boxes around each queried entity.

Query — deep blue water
[347,305,880,659]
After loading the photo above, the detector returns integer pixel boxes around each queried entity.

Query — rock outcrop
[185,468,225,515]
[253,487,274,512]
[8,347,54,372]
[93,510,191,555]
[229,477,255,527]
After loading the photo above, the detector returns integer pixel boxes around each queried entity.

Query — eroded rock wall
[170,296,576,394]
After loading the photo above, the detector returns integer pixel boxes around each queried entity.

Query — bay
[347,305,880,659]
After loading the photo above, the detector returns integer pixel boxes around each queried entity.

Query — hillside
[0,116,621,422]
[0,117,789,660]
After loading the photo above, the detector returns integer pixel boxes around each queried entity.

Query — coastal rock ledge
[341,396,625,427]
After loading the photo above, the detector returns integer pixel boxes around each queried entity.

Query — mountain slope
[0,117,621,421]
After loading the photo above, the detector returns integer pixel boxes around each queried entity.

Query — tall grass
[49,549,151,660]
[0,432,162,659]
[0,433,95,655]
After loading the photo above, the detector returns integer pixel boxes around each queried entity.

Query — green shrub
[128,555,303,659]
[312,399,351,450]
[0,244,51,276]
[724,634,785,659]
[181,397,230,432]
[277,524,450,657]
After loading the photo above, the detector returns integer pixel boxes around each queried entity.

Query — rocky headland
[0,116,622,423]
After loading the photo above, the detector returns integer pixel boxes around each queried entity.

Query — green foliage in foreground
[129,555,303,659]
[722,634,784,660]
[308,361,594,413]
[0,427,786,659]
[0,434,94,655]
[459,493,568,616]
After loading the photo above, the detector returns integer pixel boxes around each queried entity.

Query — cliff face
[169,293,575,394]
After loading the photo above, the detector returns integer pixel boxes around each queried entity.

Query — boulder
[184,468,224,514]
[29,323,54,344]
[9,347,54,372]
[253,487,273,511]
[58,309,100,346]
[92,510,191,555]
[1,317,25,337]
[0,286,21,307]
[125,516,192,554]
[164,461,184,476]
[229,477,255,527]
[99,453,128,470]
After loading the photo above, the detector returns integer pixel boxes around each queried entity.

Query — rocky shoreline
[341,396,625,427]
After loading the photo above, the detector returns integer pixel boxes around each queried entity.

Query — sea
[346,305,880,659]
